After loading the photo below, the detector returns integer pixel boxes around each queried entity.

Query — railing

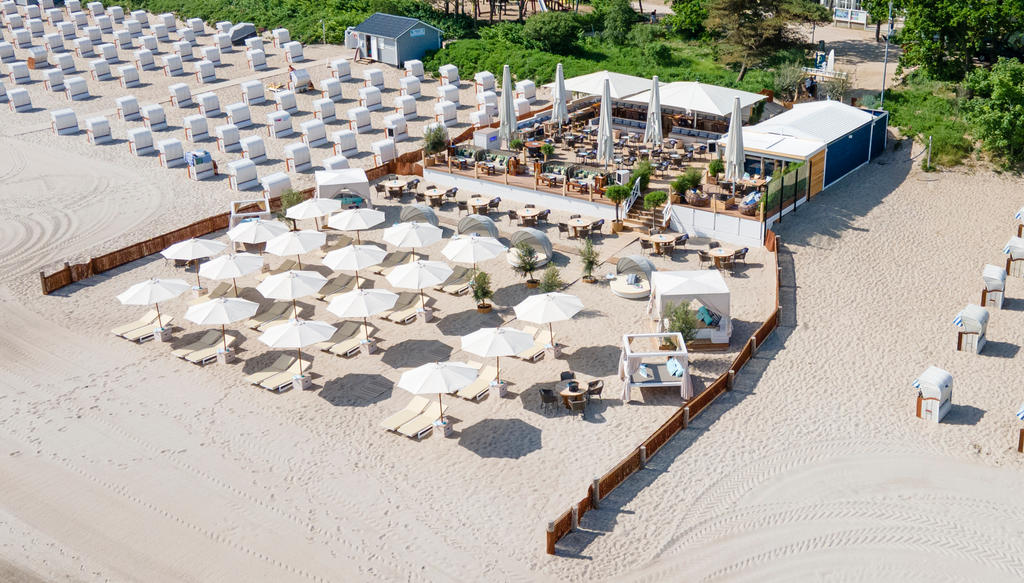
[624,178,643,216]
[544,230,782,554]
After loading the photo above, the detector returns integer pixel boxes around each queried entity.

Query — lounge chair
[258,258,298,280]
[320,234,353,254]
[244,301,292,330]
[457,365,497,401]
[172,330,238,365]
[380,396,430,432]
[245,354,312,392]
[123,315,175,343]
[205,282,232,300]
[316,274,357,301]
[514,326,549,362]
[316,321,364,357]
[373,250,412,276]
[111,309,160,338]
[396,401,447,439]
[435,265,472,295]
[379,292,419,324]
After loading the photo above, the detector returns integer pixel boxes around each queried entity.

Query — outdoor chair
[639,239,654,255]
[487,198,501,212]
[374,183,386,197]
[457,200,469,215]
[557,223,570,239]
[698,250,712,268]
[508,209,520,225]
[569,214,581,219]
[560,371,575,382]
[405,178,420,193]
[718,255,735,273]
[676,233,689,249]
[415,192,426,203]
[590,219,604,236]
[444,187,458,199]
[539,388,559,413]
[537,209,551,224]
[662,241,675,257]
[569,397,586,419]
[734,247,749,264]
[525,203,535,209]
[575,226,591,239]
[586,380,604,401]
[708,241,720,249]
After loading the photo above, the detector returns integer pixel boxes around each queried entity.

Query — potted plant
[512,242,540,288]
[579,237,600,283]
[276,188,305,230]
[644,190,668,210]
[539,265,564,293]
[422,124,447,165]
[604,184,630,233]
[707,158,724,185]
[510,138,525,163]
[540,142,556,162]
[471,270,494,313]
[661,301,698,349]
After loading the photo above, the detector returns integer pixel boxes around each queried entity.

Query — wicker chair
[734,247,749,264]
[539,388,559,413]
[560,371,576,382]
[536,209,551,224]
[640,239,655,255]
[457,200,469,215]
[557,223,571,238]
[586,380,604,401]
[698,249,712,268]
[569,398,587,419]
[508,209,521,225]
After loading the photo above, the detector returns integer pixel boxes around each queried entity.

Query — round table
[567,217,591,237]
[468,197,490,214]
[559,383,586,408]
[519,208,542,219]
[424,188,445,207]
[709,247,734,268]
[648,233,677,254]
[383,179,406,197]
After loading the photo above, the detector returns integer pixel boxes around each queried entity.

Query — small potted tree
[604,184,630,233]
[539,264,564,293]
[579,237,600,283]
[661,301,698,349]
[512,241,540,288]
[540,142,556,162]
[707,158,724,185]
[276,188,305,230]
[422,124,447,166]
[644,190,668,211]
[471,270,494,313]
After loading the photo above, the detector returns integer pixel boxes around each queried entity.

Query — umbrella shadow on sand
[565,345,621,377]
[381,339,453,369]
[491,283,534,307]
[319,373,393,407]
[435,308,504,336]
[458,418,541,459]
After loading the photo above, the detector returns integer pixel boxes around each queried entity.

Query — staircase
[623,199,666,232]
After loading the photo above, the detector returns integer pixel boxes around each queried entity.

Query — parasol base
[154,327,172,342]
[292,374,312,391]
[192,286,208,297]
[433,419,453,438]
[489,380,508,399]
[418,308,434,322]
[545,344,561,359]
[217,348,236,365]
[360,340,378,355]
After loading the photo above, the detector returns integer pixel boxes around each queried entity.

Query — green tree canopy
[665,0,708,39]
[965,57,1024,167]
[522,12,583,53]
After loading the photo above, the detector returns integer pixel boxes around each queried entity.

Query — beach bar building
[348,13,441,68]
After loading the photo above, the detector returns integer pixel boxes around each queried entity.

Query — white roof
[315,169,370,201]
[748,100,874,143]
[550,70,652,100]
[625,81,765,117]
[651,270,730,318]
[734,130,825,160]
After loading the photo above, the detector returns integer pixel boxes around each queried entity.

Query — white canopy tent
[314,169,371,206]
[625,81,766,119]
[618,332,693,401]
[549,70,652,100]
[649,270,732,345]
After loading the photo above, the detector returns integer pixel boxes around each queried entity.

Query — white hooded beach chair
[241,135,267,163]
[216,123,240,152]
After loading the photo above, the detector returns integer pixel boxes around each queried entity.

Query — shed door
[379,38,397,65]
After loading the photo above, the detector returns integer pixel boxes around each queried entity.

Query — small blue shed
[350,13,442,68]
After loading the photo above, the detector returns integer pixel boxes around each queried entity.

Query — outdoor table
[559,382,586,409]
[519,207,542,226]
[383,179,406,197]
[480,162,499,176]
[567,217,591,237]
[468,197,490,214]
[709,247,734,268]
[648,233,677,254]
[539,173,561,187]
[424,188,445,207]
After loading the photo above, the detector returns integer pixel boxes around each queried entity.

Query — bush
[479,21,525,45]
[628,159,654,191]
[884,73,972,167]
[522,12,582,54]
[512,242,539,282]
[644,190,668,209]
[539,265,564,292]
[422,124,448,156]
[964,57,1024,168]
[471,270,493,307]
[664,0,708,39]
[579,237,600,279]
[671,168,702,193]
[774,62,805,102]
[708,158,724,176]
[597,0,638,45]
[509,138,525,151]
[663,301,697,343]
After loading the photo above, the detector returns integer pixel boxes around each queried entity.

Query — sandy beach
[3,9,1024,583]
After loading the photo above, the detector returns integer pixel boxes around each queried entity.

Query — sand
[3,10,1024,583]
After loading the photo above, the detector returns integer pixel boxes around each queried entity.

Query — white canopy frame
[649,270,732,345]
[618,332,693,402]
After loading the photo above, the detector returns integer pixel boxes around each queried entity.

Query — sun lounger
[172,330,238,365]
[320,234,354,254]
[457,365,497,401]
[189,282,232,304]
[316,321,363,357]
[246,354,312,392]
[258,258,298,280]
[379,292,419,324]
[396,401,447,439]
[514,326,547,362]
[244,301,291,330]
[372,251,412,275]
[435,265,472,295]
[120,314,174,342]
[381,396,430,432]
[111,309,160,337]
[316,274,356,301]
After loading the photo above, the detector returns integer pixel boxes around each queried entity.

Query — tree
[604,184,631,222]
[665,0,708,39]
[774,62,806,102]
[471,270,494,309]
[705,0,830,82]
[644,190,668,210]
[523,12,582,53]
[422,123,448,157]
[595,0,638,45]
[539,265,564,292]
[512,242,540,284]
[277,189,305,230]
[863,0,902,43]
[579,237,600,281]
[664,301,698,344]
[964,57,1024,167]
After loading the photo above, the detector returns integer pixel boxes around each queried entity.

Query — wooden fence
[545,231,782,554]
[38,154,429,295]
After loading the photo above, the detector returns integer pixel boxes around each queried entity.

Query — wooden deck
[425,160,617,207]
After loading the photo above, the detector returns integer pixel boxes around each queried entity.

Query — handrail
[662,201,673,225]
[624,177,642,215]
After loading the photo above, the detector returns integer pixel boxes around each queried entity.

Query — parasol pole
[292,299,298,318]
[232,277,239,297]
[194,259,201,288]
[548,322,555,350]
[296,253,303,269]
[155,302,163,329]
[221,324,228,352]
[363,316,370,341]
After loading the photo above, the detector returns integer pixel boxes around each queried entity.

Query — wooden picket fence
[546,231,782,555]
[38,154,430,295]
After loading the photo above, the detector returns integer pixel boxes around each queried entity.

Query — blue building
[350,13,442,68]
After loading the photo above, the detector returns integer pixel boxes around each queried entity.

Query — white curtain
[618,353,642,402]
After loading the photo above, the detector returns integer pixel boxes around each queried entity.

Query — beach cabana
[457,214,499,238]
[506,228,552,268]
[610,255,655,299]
[314,169,370,206]
[913,366,952,423]
[953,304,988,354]
[981,264,1006,309]
[1004,237,1024,277]
[618,332,692,402]
[650,270,731,347]
[400,204,438,226]
[349,13,441,67]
